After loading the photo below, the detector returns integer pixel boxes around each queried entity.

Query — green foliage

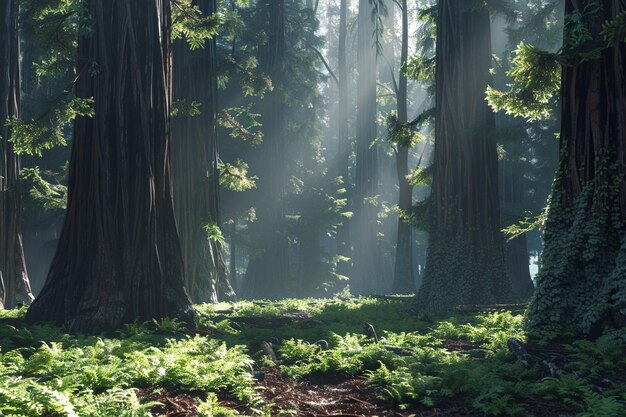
[407,166,431,187]
[218,107,263,145]
[219,159,257,192]
[7,96,94,156]
[386,113,422,149]
[486,42,561,121]
[492,0,625,124]
[197,393,240,417]
[171,0,222,49]
[20,0,81,81]
[219,56,273,98]
[562,2,597,50]
[204,222,226,244]
[534,376,626,416]
[367,362,441,408]
[0,317,256,416]
[602,11,626,47]
[402,56,435,84]
[171,99,202,117]
[125,337,255,400]
[526,151,626,338]
[565,336,626,378]
[502,208,548,240]
[471,385,528,416]
[20,166,68,211]
[3,299,625,416]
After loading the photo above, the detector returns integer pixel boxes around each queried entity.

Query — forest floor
[1,297,625,417]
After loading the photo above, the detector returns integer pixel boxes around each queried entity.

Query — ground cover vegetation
[1,298,625,416]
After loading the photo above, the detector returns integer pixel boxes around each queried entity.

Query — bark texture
[392,0,415,294]
[527,0,626,337]
[416,0,511,311]
[335,0,352,281]
[352,0,382,294]
[171,0,234,304]
[26,0,195,331]
[0,0,34,309]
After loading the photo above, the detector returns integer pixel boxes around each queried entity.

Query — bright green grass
[1,298,625,417]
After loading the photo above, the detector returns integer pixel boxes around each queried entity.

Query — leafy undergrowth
[1,298,625,416]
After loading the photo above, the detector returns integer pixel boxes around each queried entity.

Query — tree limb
[307,43,339,86]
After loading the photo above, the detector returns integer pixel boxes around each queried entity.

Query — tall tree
[500,156,536,299]
[527,0,626,338]
[0,0,34,309]
[416,0,511,311]
[26,0,195,331]
[391,0,415,294]
[335,0,352,280]
[171,0,233,303]
[241,0,290,298]
[488,0,565,301]
[352,0,382,294]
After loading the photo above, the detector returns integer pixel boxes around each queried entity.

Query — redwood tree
[391,0,415,294]
[416,0,511,311]
[26,0,195,331]
[335,0,352,281]
[501,157,535,300]
[171,0,233,303]
[352,0,382,294]
[527,0,626,337]
[241,0,291,298]
[0,0,34,309]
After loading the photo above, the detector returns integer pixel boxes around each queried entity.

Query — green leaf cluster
[20,166,68,211]
[172,0,223,50]
[486,42,561,121]
[219,159,257,192]
[7,96,94,156]
[386,113,422,149]
[218,107,263,145]
[602,11,626,47]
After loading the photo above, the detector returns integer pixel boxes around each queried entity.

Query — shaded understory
[0,297,625,416]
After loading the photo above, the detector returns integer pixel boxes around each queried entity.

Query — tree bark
[25,0,195,332]
[527,0,626,337]
[506,235,535,300]
[352,0,382,295]
[229,220,237,290]
[500,156,534,300]
[392,0,415,294]
[335,0,352,280]
[416,0,512,311]
[241,0,290,299]
[0,0,34,309]
[171,0,234,304]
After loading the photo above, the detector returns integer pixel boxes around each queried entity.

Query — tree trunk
[500,158,535,300]
[506,235,534,300]
[0,0,34,309]
[25,0,195,332]
[392,0,415,294]
[416,0,511,311]
[241,0,290,299]
[527,0,626,337]
[352,0,382,294]
[230,220,237,290]
[335,0,352,280]
[171,0,234,304]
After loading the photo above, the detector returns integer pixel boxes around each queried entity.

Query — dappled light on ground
[1,297,625,416]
